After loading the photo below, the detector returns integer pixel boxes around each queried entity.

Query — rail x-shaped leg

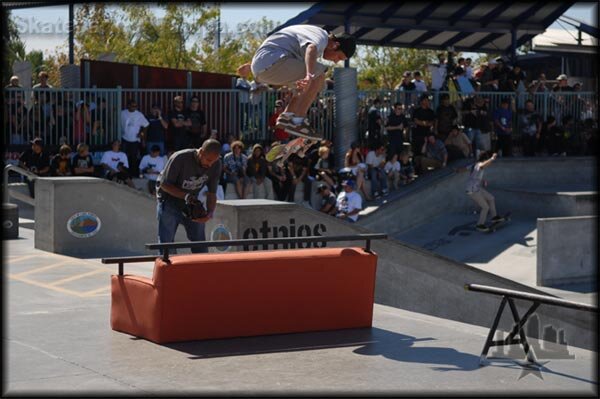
[479,295,541,366]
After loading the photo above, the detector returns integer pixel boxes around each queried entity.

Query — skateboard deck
[486,212,512,232]
[265,137,318,166]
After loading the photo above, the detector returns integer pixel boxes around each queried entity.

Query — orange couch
[111,247,378,343]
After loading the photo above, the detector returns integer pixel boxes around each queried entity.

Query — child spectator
[246,143,273,200]
[412,71,428,93]
[50,144,73,176]
[316,183,337,216]
[223,140,250,199]
[384,153,401,190]
[139,145,166,195]
[314,145,337,192]
[398,150,415,185]
[100,140,135,188]
[72,143,95,177]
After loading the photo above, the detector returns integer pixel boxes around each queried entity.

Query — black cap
[316,183,328,193]
[335,33,356,58]
[30,137,43,146]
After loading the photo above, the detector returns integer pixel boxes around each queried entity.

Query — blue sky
[11,2,597,57]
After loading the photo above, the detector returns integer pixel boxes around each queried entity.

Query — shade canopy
[270,2,577,54]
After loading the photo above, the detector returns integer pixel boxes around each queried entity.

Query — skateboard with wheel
[265,137,318,166]
[486,212,511,233]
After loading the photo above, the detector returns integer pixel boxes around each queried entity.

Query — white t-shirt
[139,154,166,181]
[427,64,447,90]
[465,65,473,79]
[412,79,428,92]
[101,150,129,171]
[366,151,385,168]
[466,162,484,193]
[252,24,329,75]
[384,161,401,174]
[121,110,149,143]
[336,190,362,222]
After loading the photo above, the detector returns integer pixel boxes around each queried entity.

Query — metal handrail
[3,164,38,204]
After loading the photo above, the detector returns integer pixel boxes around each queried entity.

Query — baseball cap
[335,33,356,58]
[556,74,568,81]
[275,100,284,107]
[30,137,43,146]
[341,179,356,189]
[316,183,328,193]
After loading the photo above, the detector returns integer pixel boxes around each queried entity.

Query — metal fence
[3,87,597,151]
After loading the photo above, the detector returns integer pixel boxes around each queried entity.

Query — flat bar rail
[465,283,598,366]
[4,164,38,205]
[102,234,388,275]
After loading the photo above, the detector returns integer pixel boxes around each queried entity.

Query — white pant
[468,188,497,225]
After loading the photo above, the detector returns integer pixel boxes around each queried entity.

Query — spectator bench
[110,247,378,344]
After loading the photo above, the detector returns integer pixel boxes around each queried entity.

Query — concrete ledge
[537,216,598,287]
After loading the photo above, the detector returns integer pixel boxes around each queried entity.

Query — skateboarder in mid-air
[237,24,356,139]
[463,151,506,232]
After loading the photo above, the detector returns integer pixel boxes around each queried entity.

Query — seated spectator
[335,179,362,223]
[19,137,50,197]
[412,71,428,93]
[145,103,168,156]
[416,134,448,174]
[435,93,458,140]
[314,145,337,192]
[344,141,371,201]
[246,143,273,200]
[444,125,472,161]
[384,153,401,190]
[398,150,416,185]
[139,145,166,195]
[100,140,135,188]
[223,140,250,199]
[50,144,73,176]
[316,183,337,216]
[72,143,95,177]
[267,150,291,201]
[286,153,311,205]
[366,144,388,198]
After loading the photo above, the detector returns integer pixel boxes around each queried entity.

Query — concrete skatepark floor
[3,214,598,396]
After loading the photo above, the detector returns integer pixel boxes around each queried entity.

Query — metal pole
[344,19,350,68]
[69,4,74,64]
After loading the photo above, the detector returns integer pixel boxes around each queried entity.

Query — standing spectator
[168,96,192,151]
[145,103,168,156]
[187,96,208,148]
[19,137,50,197]
[366,144,389,198]
[519,100,542,157]
[32,71,53,105]
[465,58,474,80]
[314,145,337,192]
[235,73,252,132]
[480,60,499,91]
[435,93,458,140]
[444,125,472,161]
[493,97,514,157]
[385,102,408,157]
[412,71,428,93]
[100,140,135,188]
[427,53,448,92]
[508,64,526,91]
[542,116,563,156]
[474,96,494,152]
[367,98,383,148]
[268,99,290,143]
[6,91,26,144]
[411,94,436,156]
[50,144,73,176]
[396,71,416,106]
[139,145,166,195]
[5,75,22,89]
[416,134,448,174]
[398,150,415,184]
[532,73,549,93]
[316,183,337,215]
[551,74,573,125]
[223,140,250,199]
[73,99,91,146]
[72,143,95,177]
[120,99,149,176]
[246,143,273,199]
[496,59,512,91]
[384,153,401,190]
[335,179,362,223]
[91,98,108,146]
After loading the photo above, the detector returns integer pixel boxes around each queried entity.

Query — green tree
[4,10,26,86]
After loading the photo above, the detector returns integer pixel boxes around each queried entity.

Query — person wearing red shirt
[268,99,290,143]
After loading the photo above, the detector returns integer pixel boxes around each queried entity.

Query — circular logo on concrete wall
[67,212,101,238]
[3,220,13,229]
[211,224,232,252]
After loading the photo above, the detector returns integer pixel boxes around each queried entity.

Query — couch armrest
[110,275,161,343]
